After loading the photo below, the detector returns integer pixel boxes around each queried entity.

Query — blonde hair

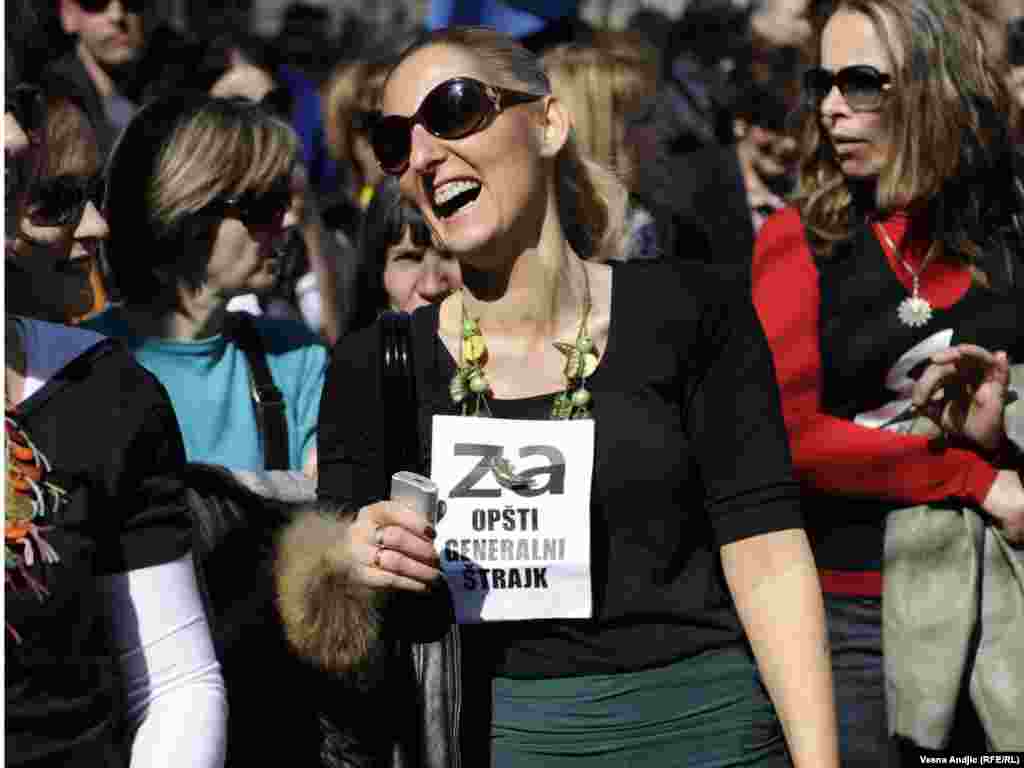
[105,94,299,303]
[541,32,660,190]
[796,0,1014,267]
[389,26,628,262]
[322,57,391,183]
[150,98,298,236]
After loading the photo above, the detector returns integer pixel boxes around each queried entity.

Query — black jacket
[670,144,757,275]
[46,25,196,161]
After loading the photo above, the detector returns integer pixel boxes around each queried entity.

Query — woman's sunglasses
[370,77,544,175]
[23,174,106,229]
[802,65,893,112]
[208,176,292,231]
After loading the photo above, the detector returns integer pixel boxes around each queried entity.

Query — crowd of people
[6,0,1024,766]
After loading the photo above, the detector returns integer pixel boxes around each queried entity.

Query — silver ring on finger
[374,524,386,548]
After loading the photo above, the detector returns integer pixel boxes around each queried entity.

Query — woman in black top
[276,26,837,768]
[5,13,227,763]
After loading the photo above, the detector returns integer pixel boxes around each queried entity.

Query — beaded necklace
[449,265,598,420]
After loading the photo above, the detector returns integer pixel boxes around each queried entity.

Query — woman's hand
[911,344,1011,453]
[329,500,441,593]
[277,501,441,674]
[981,470,1024,545]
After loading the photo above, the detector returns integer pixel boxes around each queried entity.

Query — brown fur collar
[274,508,386,679]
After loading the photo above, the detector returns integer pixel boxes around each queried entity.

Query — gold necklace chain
[874,221,935,328]
[874,222,934,295]
[451,263,597,419]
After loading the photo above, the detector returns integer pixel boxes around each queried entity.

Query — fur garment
[274,507,385,679]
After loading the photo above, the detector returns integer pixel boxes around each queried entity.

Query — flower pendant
[897,296,933,328]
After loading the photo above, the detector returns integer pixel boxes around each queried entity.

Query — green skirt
[491,646,789,768]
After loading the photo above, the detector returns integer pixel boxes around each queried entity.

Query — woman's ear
[539,96,572,159]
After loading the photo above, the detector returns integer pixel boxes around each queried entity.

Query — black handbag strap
[224,313,289,470]
[379,311,422,474]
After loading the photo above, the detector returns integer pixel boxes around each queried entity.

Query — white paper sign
[430,415,595,623]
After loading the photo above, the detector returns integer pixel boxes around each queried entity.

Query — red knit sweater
[751,207,998,596]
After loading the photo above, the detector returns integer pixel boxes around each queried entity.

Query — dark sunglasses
[24,174,105,229]
[370,77,544,175]
[208,176,292,231]
[803,65,893,112]
[76,0,148,13]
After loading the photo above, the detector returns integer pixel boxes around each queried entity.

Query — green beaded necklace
[449,266,598,420]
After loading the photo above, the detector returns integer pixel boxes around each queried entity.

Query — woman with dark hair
[276,25,838,768]
[752,0,1024,763]
[350,176,461,332]
[7,79,107,325]
[5,7,227,764]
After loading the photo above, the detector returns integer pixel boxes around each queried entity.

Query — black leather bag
[379,310,423,474]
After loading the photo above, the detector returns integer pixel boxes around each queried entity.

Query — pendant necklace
[450,263,598,421]
[450,265,598,490]
[875,222,934,328]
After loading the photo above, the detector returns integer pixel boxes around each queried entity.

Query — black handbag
[379,310,422,474]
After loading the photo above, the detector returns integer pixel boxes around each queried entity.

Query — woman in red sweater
[752,0,1024,765]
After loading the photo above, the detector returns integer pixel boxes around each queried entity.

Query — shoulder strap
[379,311,422,474]
[224,313,289,471]
[13,338,120,419]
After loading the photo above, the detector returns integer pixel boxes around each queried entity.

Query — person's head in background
[190,30,292,116]
[7,79,109,323]
[276,2,333,79]
[750,0,813,54]
[541,32,664,199]
[730,68,801,195]
[6,0,47,234]
[7,1,107,324]
[58,0,153,77]
[103,94,298,321]
[796,0,1014,256]
[351,176,461,332]
[626,8,673,68]
[964,0,1024,138]
[323,54,395,210]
